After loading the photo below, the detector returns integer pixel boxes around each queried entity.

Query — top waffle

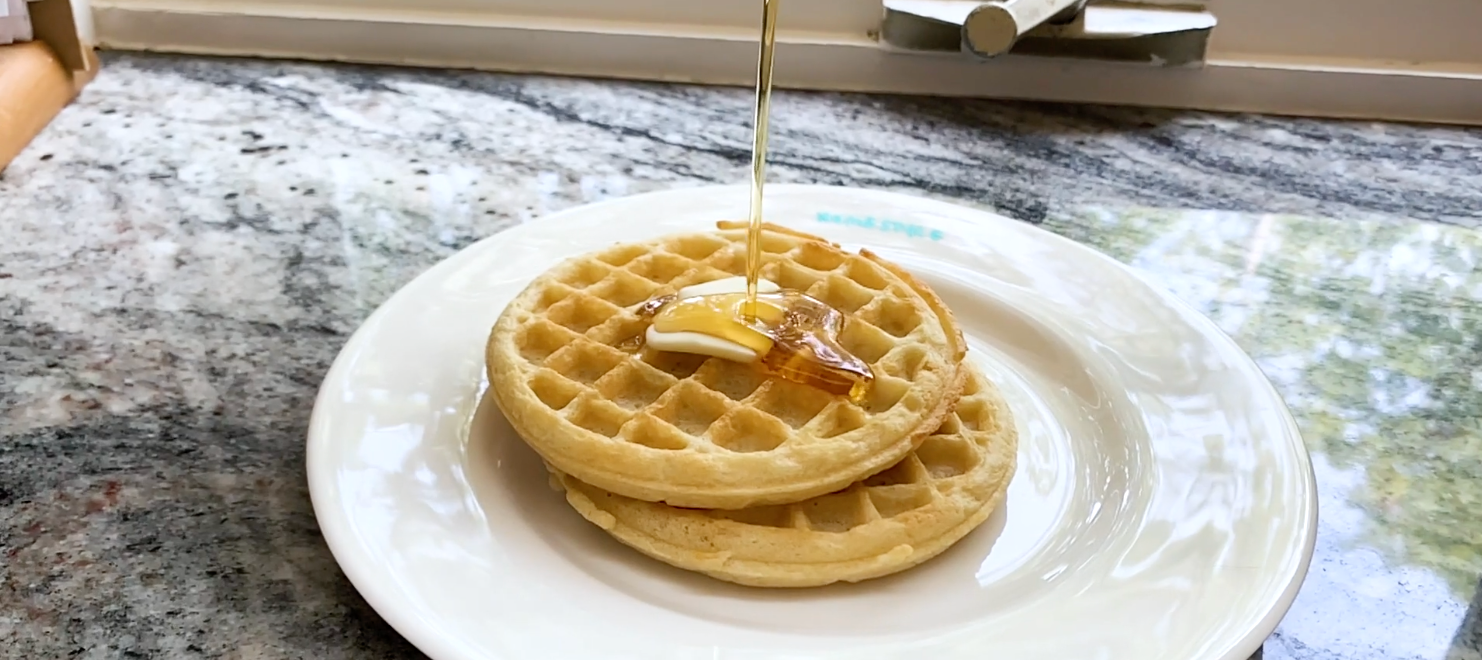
[484,221,967,510]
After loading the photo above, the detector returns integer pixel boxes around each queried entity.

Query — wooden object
[0,0,96,172]
[29,0,89,71]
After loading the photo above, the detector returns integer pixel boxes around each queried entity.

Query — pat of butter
[644,329,760,363]
[645,277,780,362]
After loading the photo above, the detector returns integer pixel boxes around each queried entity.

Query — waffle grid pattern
[510,229,949,457]
[706,371,995,533]
[553,367,1019,587]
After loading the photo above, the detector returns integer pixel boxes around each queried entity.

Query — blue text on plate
[815,212,945,242]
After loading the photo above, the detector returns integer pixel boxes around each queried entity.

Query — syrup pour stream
[744,0,782,316]
[633,0,877,404]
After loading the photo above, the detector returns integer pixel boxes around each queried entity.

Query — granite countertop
[2,51,1480,659]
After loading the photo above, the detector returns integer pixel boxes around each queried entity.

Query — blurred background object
[0,0,96,171]
[0,0,37,45]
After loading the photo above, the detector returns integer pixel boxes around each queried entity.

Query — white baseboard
[90,1,1482,126]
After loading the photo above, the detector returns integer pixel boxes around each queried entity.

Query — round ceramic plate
[307,184,1316,660]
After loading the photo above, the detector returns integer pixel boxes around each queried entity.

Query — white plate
[307,184,1317,660]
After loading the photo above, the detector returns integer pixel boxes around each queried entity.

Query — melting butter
[644,277,780,362]
[638,275,875,402]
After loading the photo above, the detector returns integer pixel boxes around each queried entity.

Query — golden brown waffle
[552,365,1017,588]
[485,222,968,510]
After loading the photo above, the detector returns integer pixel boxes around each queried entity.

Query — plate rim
[305,183,1319,660]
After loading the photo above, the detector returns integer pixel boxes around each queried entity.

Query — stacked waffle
[485,222,1018,587]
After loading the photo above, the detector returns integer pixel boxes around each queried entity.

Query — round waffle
[485,221,968,510]
[552,365,1017,588]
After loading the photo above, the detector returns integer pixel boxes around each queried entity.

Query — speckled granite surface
[1,51,1480,659]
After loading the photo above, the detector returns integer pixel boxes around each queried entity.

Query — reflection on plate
[307,184,1317,660]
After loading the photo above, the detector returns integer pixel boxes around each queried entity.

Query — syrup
[743,0,780,315]
[629,0,877,404]
[639,291,875,402]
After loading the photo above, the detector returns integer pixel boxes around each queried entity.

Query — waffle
[485,221,968,510]
[552,365,1017,588]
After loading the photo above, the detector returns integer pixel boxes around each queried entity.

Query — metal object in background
[881,0,1218,67]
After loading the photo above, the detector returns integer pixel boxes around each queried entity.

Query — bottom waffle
[550,365,1018,588]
